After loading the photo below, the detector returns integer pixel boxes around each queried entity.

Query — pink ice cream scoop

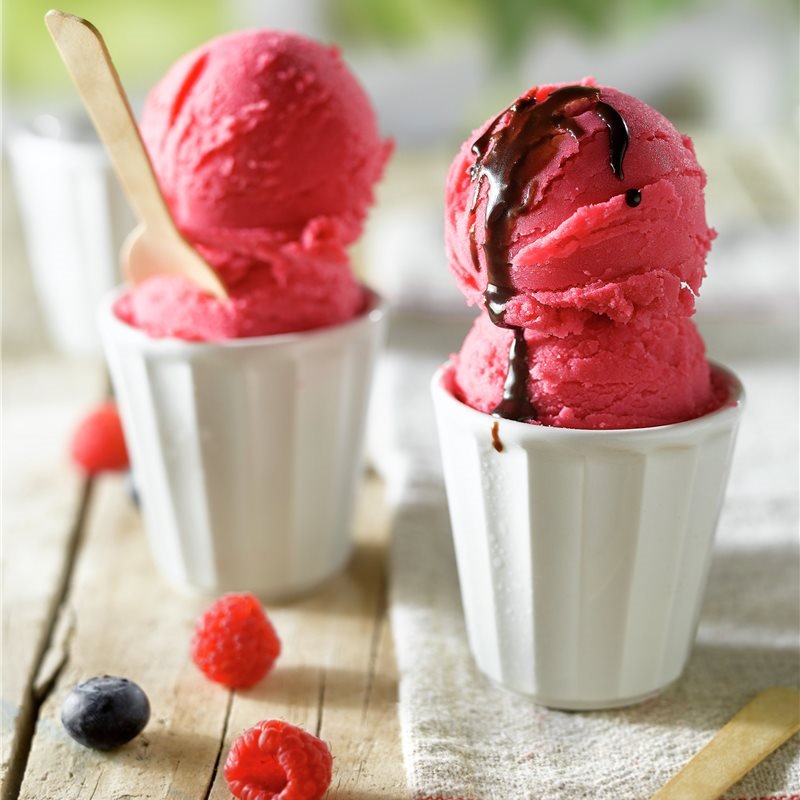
[451,312,718,430]
[116,29,392,341]
[444,79,718,428]
[445,78,715,336]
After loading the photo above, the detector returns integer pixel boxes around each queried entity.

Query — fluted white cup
[432,364,744,710]
[99,287,385,600]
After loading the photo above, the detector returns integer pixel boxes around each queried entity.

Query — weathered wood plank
[19,473,406,799]
[1,357,105,799]
[17,477,230,800]
[325,606,407,797]
[207,477,407,800]
[321,483,407,799]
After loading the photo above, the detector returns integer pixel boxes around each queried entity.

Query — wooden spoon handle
[651,687,800,800]
[44,9,177,240]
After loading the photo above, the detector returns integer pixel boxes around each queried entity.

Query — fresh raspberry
[70,402,129,474]
[224,720,332,800]
[191,593,280,689]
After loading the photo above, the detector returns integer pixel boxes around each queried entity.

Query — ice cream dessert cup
[432,363,743,710]
[99,286,385,600]
[92,28,391,599]
[433,76,743,708]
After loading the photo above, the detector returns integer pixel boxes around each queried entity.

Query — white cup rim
[431,360,744,442]
[98,284,386,354]
[7,117,110,166]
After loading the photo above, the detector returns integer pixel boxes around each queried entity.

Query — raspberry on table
[224,719,332,800]
[191,593,281,689]
[70,402,129,474]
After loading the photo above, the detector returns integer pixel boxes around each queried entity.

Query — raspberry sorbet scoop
[452,312,717,430]
[445,78,714,333]
[444,78,719,428]
[116,29,392,341]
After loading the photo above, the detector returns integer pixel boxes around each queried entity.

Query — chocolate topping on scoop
[490,420,504,453]
[625,188,642,207]
[492,327,536,422]
[468,85,630,422]
[594,101,629,179]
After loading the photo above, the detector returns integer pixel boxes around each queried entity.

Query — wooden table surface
[2,356,408,800]
[3,132,796,800]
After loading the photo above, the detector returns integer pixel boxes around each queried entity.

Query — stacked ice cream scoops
[433,79,743,709]
[444,78,720,429]
[116,29,392,340]
[100,30,392,599]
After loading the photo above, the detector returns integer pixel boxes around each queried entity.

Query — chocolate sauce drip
[594,102,629,179]
[468,85,631,423]
[484,283,515,326]
[491,328,537,421]
[491,420,504,453]
[469,85,599,323]
[468,223,480,272]
[625,188,642,207]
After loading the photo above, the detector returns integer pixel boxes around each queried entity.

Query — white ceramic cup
[99,287,386,600]
[431,364,744,710]
[8,113,135,356]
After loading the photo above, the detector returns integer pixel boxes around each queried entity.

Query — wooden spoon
[44,9,227,299]
[651,686,800,800]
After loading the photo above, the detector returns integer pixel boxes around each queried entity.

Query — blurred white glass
[7,112,135,356]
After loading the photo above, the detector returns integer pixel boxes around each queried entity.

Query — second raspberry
[191,593,280,689]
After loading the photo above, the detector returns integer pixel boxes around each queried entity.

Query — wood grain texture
[1,358,105,799]
[16,471,406,799]
[17,478,229,800]
[44,10,165,226]
[207,477,407,800]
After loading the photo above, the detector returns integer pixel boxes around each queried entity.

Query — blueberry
[61,675,150,750]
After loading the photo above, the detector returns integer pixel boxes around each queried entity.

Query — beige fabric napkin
[382,354,799,800]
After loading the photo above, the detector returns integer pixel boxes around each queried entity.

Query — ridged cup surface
[99,288,385,600]
[432,365,743,709]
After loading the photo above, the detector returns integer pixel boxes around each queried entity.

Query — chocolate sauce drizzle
[468,85,630,421]
[594,102,629,179]
[625,188,642,207]
[490,420,504,453]
[493,327,536,421]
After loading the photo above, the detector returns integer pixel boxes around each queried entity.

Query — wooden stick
[651,686,800,800]
[44,9,227,298]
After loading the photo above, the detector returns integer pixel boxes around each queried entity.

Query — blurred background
[3,0,798,360]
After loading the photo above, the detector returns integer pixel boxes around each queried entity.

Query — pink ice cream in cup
[116,29,392,340]
[100,30,392,598]
[432,79,743,708]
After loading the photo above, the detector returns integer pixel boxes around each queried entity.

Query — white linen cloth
[372,330,799,800]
